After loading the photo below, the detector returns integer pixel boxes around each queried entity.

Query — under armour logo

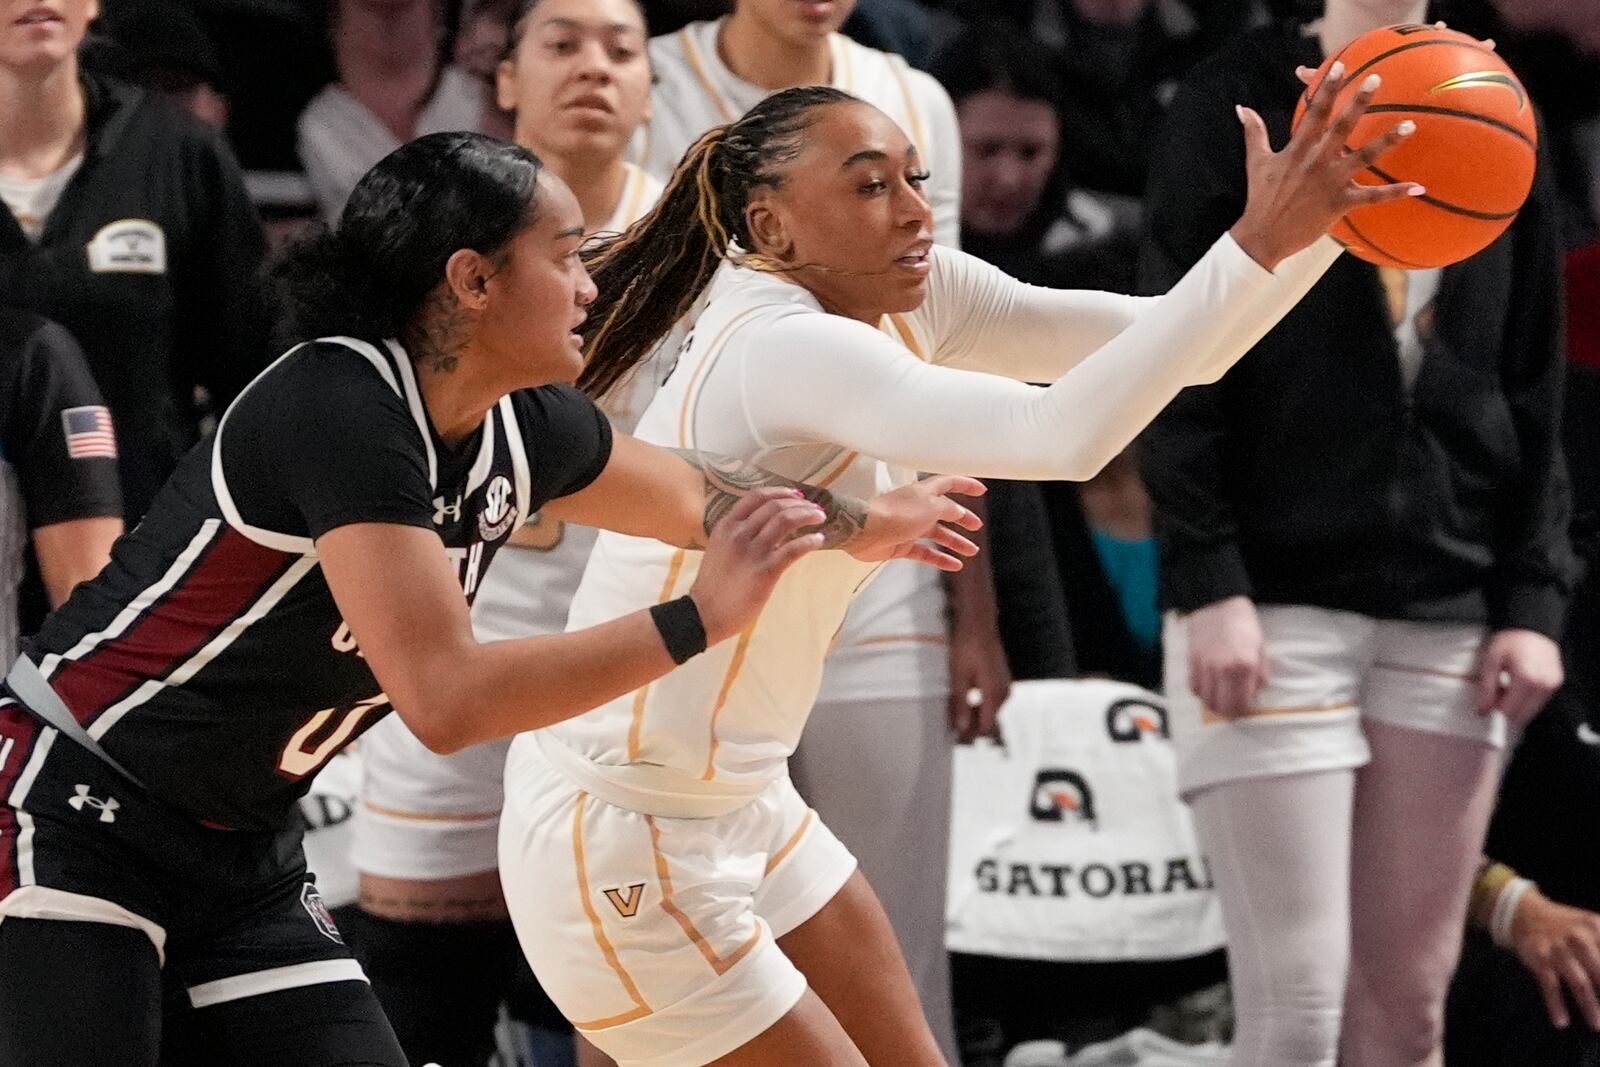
[68,784,119,823]
[432,495,462,525]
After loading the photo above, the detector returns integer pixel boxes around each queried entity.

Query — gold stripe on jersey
[833,34,855,92]
[885,56,928,158]
[887,313,927,360]
[570,792,654,1029]
[764,808,816,874]
[815,450,859,490]
[647,815,764,975]
[679,27,736,123]
[626,548,689,761]
[702,625,757,780]
[677,307,764,449]
[621,166,650,229]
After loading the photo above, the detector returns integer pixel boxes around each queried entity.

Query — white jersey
[636,18,964,702]
[472,164,665,645]
[945,679,1224,962]
[515,233,1344,805]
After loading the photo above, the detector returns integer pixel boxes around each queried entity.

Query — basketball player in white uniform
[632,7,994,1051]
[349,1,666,1062]
[499,72,1422,1066]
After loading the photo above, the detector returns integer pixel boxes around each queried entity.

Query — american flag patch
[61,405,117,459]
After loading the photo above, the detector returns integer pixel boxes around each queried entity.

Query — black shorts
[0,702,359,1009]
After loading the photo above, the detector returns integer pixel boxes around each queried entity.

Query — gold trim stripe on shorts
[647,815,763,976]
[570,792,654,1030]
[1201,702,1355,726]
[764,809,816,875]
[361,800,500,823]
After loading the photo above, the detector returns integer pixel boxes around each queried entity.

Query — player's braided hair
[271,131,543,346]
[576,85,859,400]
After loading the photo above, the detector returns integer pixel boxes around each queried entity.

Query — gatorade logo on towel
[947,679,1225,962]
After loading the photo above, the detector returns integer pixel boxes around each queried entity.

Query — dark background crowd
[5,0,1600,1065]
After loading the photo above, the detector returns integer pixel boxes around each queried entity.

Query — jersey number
[278,694,391,780]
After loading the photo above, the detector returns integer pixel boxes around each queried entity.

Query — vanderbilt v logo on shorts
[603,883,646,918]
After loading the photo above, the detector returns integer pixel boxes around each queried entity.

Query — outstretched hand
[850,475,986,571]
[1229,60,1422,270]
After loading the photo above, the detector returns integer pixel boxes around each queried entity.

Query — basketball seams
[1336,214,1430,269]
[1357,103,1535,149]
[1360,162,1520,220]
[1341,36,1497,89]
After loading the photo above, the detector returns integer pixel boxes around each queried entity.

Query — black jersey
[0,311,124,663]
[21,338,612,830]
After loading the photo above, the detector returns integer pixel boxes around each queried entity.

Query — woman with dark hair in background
[297,0,490,223]
[0,130,969,1066]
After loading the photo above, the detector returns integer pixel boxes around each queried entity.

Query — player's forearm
[402,609,680,753]
[668,449,867,551]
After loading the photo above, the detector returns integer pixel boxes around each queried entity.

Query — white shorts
[353,715,507,880]
[1165,604,1504,797]
[498,738,857,1067]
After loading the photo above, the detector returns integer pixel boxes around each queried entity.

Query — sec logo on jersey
[479,475,518,541]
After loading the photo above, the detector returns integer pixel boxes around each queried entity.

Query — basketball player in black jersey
[0,132,981,1067]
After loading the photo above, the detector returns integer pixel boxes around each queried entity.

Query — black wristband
[650,596,708,665]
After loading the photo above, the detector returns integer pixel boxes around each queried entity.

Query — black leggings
[0,918,407,1067]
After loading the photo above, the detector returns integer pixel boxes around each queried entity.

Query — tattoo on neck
[403,290,469,374]
[672,449,867,550]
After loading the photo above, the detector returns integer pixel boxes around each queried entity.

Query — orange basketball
[1291,23,1537,269]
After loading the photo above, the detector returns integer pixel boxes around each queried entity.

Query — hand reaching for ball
[1227,62,1422,271]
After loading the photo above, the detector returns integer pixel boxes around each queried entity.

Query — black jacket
[1137,23,1575,639]
[0,73,268,520]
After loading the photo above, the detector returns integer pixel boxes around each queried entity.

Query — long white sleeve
[716,233,1341,481]
[927,237,1342,385]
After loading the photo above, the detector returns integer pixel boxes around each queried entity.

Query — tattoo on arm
[670,449,868,550]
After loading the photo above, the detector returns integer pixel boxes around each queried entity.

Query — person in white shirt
[344,2,664,1065]
[297,0,488,224]
[632,8,1000,1051]
[498,73,1421,1067]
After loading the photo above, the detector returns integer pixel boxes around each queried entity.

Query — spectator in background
[936,21,1156,688]
[0,0,269,521]
[298,0,488,223]
[0,309,122,666]
[1140,1,1573,1064]
[96,0,228,132]
[954,0,1261,197]
[933,23,1141,292]
[453,0,517,138]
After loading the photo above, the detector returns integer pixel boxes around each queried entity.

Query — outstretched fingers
[1314,71,1382,162]
[1290,59,1346,155]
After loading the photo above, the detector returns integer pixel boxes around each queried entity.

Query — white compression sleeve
[728,234,1342,481]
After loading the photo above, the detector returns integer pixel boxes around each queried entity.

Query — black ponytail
[271,131,544,343]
